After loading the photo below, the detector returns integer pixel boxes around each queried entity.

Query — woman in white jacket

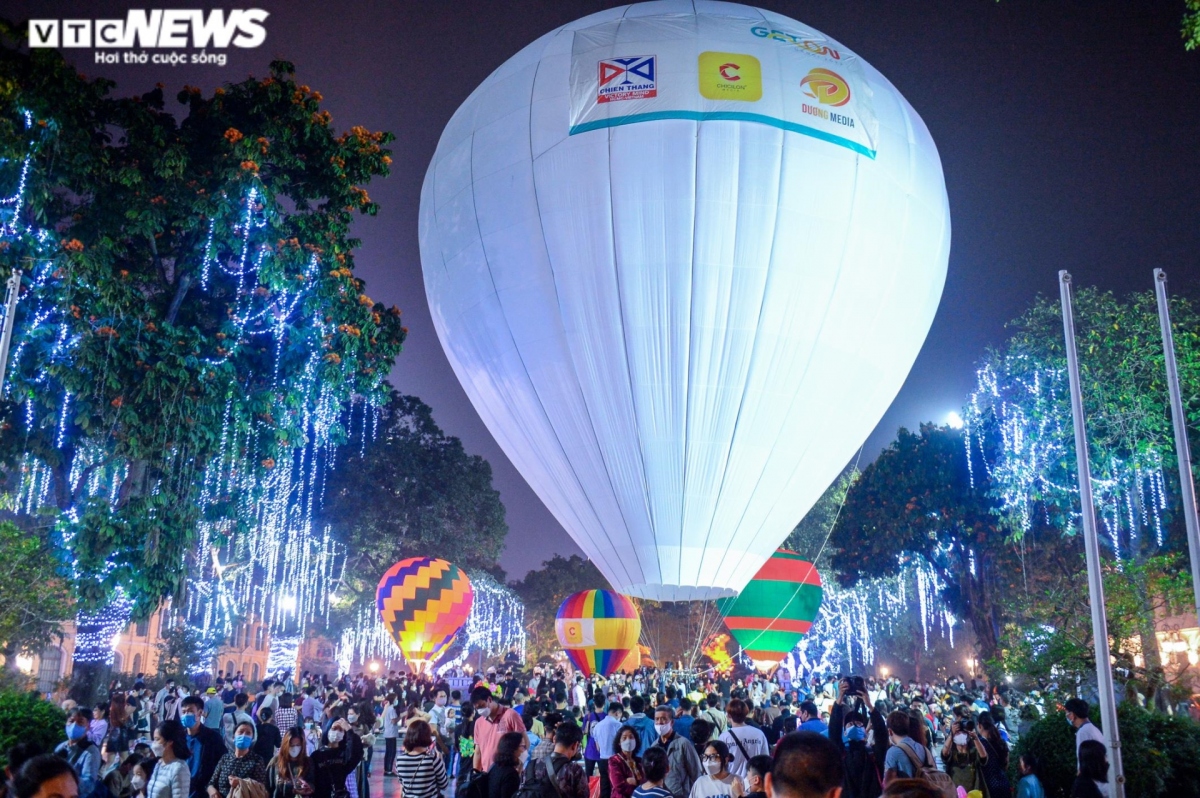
[147,719,191,798]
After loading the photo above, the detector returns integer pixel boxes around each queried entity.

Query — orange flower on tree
[224,128,244,144]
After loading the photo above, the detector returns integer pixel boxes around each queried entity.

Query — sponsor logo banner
[698,51,762,102]
[598,56,657,103]
[568,14,877,158]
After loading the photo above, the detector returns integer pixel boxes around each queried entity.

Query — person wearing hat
[204,688,226,731]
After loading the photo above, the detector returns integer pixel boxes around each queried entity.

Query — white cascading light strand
[419,1,950,600]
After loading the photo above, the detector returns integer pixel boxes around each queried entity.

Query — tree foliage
[511,555,610,662]
[998,552,1194,687]
[830,424,1018,667]
[155,622,210,681]
[0,690,66,767]
[321,391,508,622]
[1186,0,1200,50]
[0,520,72,662]
[970,288,1199,687]
[783,468,857,571]
[0,28,406,613]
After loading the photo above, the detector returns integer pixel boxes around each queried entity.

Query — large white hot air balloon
[419,1,949,601]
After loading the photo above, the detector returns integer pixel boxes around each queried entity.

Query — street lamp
[880,666,889,678]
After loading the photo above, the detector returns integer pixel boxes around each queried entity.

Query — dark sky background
[9,0,1200,578]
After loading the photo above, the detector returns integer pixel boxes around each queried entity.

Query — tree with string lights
[0,29,405,665]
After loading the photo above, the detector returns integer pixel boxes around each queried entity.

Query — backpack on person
[512,756,565,798]
[894,740,956,798]
[455,768,489,798]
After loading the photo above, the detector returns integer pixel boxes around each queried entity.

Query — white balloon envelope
[419,1,950,601]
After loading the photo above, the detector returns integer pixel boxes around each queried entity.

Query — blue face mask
[234,735,253,750]
[181,713,198,729]
[66,723,87,740]
[843,726,865,743]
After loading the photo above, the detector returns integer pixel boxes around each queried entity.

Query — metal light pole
[0,269,21,394]
[1152,269,1200,630]
[1058,271,1125,797]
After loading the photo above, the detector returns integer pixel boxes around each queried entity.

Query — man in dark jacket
[180,695,226,798]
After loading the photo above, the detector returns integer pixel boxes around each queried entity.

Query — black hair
[156,719,190,760]
[746,755,773,783]
[470,686,494,705]
[492,732,526,768]
[770,732,845,798]
[642,747,668,782]
[555,721,583,749]
[689,719,712,748]
[702,739,730,766]
[1064,698,1090,719]
[1078,740,1107,783]
[5,742,44,776]
[14,755,78,798]
[179,695,205,712]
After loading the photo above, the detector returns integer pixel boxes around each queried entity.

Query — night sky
[10,0,1200,577]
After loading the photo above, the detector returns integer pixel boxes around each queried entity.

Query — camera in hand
[961,719,976,732]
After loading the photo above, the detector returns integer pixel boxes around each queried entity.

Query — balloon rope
[735,445,864,659]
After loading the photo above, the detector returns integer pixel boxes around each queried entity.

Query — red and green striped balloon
[717,550,822,668]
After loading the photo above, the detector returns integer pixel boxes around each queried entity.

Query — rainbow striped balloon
[376,557,473,668]
[555,589,641,677]
[717,549,822,669]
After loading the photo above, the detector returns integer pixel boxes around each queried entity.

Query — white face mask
[328,730,344,744]
[704,760,721,776]
[620,738,637,753]
[290,745,302,758]
[654,723,672,737]
[347,713,358,723]
[954,734,969,746]
[131,776,146,792]
[150,741,165,758]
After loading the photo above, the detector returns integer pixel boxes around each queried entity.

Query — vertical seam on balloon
[719,155,863,584]
[694,6,786,597]
[678,9,704,603]
[601,5,658,591]
[522,26,641,593]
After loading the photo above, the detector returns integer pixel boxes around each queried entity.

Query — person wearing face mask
[346,706,375,798]
[147,719,191,798]
[651,706,699,798]
[608,727,644,798]
[55,710,100,798]
[206,722,267,798]
[940,719,982,794]
[828,682,880,798]
[129,757,155,798]
[526,721,587,798]
[309,719,362,798]
[265,730,314,798]
[687,741,742,798]
[178,697,224,798]
[740,756,771,798]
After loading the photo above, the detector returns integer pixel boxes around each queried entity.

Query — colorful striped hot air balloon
[717,550,822,671]
[376,557,473,670]
[555,589,640,677]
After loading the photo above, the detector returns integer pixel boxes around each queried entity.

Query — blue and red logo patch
[597,55,656,103]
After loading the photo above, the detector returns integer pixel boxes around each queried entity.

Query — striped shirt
[394,749,450,798]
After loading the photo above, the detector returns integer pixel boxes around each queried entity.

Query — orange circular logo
[800,68,850,107]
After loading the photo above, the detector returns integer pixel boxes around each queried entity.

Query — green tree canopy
[0,520,72,664]
[0,28,405,614]
[321,391,508,622]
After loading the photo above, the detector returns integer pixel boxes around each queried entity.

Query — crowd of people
[16,663,1163,798]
